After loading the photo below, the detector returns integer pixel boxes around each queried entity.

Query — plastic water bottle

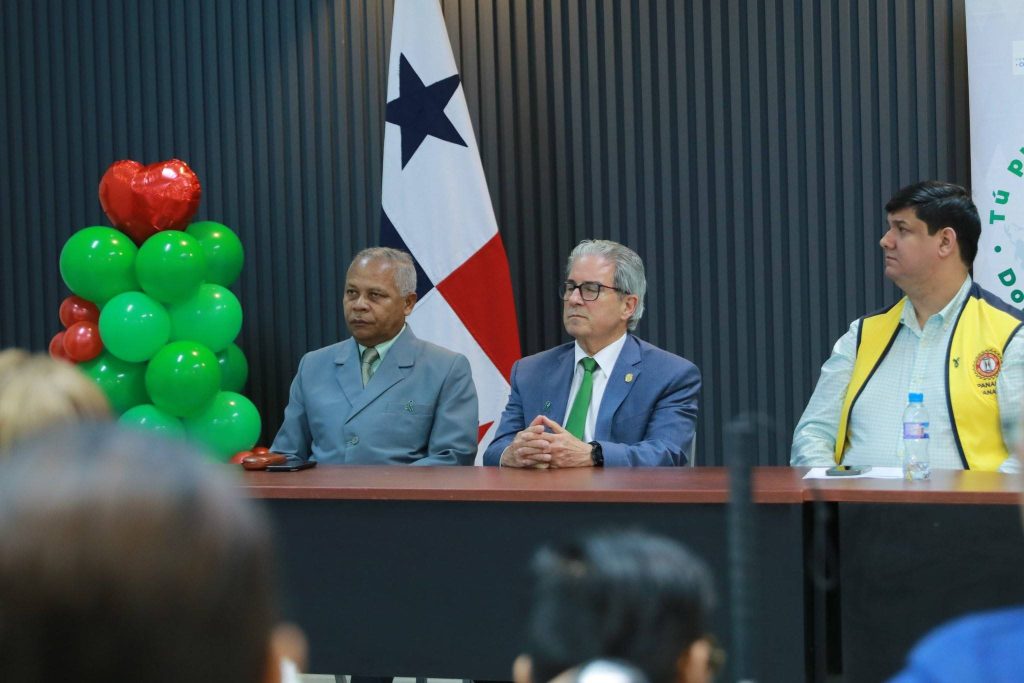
[902,392,930,480]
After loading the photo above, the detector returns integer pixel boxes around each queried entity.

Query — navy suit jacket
[482,334,700,466]
[271,327,478,465]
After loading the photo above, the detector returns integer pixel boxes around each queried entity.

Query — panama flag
[381,0,521,463]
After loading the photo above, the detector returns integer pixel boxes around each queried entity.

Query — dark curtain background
[0,0,969,464]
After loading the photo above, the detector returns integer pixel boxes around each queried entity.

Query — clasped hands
[499,415,594,468]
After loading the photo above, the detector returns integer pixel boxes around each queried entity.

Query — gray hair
[566,240,646,330]
[351,247,417,296]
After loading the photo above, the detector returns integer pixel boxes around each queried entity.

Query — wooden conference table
[241,467,1024,683]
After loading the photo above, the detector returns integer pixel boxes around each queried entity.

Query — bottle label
[903,422,929,439]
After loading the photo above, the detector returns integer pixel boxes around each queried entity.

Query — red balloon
[59,295,100,328]
[62,321,104,362]
[98,159,202,245]
[229,450,253,465]
[49,331,71,361]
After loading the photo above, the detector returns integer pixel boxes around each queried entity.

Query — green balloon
[59,226,139,304]
[216,343,249,392]
[145,341,221,418]
[168,284,242,353]
[186,221,244,286]
[80,351,148,414]
[120,403,186,438]
[135,230,206,303]
[99,291,171,362]
[184,391,261,461]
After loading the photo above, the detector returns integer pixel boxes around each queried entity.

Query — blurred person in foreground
[887,429,1024,682]
[0,423,304,682]
[0,349,110,451]
[546,659,651,683]
[514,530,719,683]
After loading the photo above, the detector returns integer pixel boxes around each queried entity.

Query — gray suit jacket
[270,327,478,465]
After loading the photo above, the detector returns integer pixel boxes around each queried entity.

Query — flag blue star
[385,54,467,168]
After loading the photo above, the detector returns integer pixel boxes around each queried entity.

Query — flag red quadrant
[437,234,519,382]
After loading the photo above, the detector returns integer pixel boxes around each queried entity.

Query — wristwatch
[588,441,604,467]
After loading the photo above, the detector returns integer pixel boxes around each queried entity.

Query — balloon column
[50,159,259,461]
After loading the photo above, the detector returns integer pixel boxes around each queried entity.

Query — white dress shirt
[562,333,629,442]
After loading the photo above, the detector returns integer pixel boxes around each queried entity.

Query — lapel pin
[543,400,552,412]
[625,373,634,383]
[405,401,415,412]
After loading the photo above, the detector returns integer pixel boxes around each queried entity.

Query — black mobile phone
[825,465,871,476]
[265,460,318,472]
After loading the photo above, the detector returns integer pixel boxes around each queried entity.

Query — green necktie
[564,357,598,439]
[361,346,380,387]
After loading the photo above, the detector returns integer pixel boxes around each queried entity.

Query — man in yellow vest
[791,181,1024,472]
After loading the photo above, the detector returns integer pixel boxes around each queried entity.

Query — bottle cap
[908,392,924,403]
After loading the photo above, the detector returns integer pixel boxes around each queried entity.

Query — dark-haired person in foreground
[791,181,1024,472]
[514,530,718,683]
[0,424,303,683]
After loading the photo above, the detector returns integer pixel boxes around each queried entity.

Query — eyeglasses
[558,280,624,301]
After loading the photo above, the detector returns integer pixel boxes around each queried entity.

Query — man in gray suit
[271,247,478,465]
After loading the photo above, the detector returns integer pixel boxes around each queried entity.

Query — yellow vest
[834,283,1024,470]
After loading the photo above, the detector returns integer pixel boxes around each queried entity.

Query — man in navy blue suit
[483,240,701,468]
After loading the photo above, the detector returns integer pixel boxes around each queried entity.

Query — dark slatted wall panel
[0,0,970,464]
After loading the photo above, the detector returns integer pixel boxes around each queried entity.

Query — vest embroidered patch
[973,349,1001,380]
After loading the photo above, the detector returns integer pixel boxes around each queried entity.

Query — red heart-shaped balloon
[98,159,202,245]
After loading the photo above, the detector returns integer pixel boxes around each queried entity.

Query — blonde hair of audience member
[0,423,305,683]
[0,349,111,451]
